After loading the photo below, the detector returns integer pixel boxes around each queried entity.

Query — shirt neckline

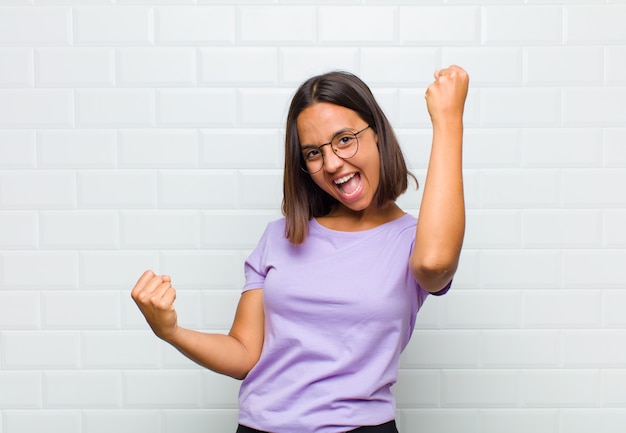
[310,213,412,238]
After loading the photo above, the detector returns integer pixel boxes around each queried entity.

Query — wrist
[431,115,463,131]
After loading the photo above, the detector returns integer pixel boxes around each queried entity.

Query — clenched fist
[131,270,179,342]
[425,65,469,125]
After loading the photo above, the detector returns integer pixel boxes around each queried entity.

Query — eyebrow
[300,127,356,149]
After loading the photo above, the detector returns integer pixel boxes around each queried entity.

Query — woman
[131,65,468,433]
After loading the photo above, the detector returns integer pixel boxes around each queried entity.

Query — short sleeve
[243,223,272,292]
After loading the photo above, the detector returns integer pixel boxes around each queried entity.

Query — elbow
[410,255,458,293]
[227,363,254,381]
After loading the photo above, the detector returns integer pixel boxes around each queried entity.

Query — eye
[334,134,355,148]
[304,148,321,160]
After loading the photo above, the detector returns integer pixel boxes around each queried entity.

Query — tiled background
[1,1,625,432]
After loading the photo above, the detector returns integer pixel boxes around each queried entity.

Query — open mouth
[334,172,362,198]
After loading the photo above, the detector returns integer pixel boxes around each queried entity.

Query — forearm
[165,327,257,380]
[412,120,465,291]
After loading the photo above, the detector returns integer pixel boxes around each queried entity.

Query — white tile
[0,211,38,249]
[42,291,120,329]
[606,46,626,85]
[240,6,316,43]
[442,47,522,86]
[399,6,480,44]
[522,128,602,168]
[199,48,278,85]
[124,371,203,407]
[560,409,626,433]
[0,130,36,168]
[74,7,152,45]
[0,372,41,408]
[36,48,114,87]
[603,290,626,327]
[480,169,560,208]
[320,6,395,43]
[80,251,159,290]
[523,370,598,407]
[200,211,280,249]
[1,252,78,289]
[0,7,71,45]
[562,330,626,367]
[238,88,293,127]
[464,210,521,249]
[155,6,235,44]
[3,331,80,369]
[401,330,480,368]
[201,291,241,329]
[604,210,626,247]
[480,331,559,368]
[40,211,119,249]
[562,250,626,289]
[0,48,33,86]
[117,48,196,86]
[0,170,75,209]
[4,411,81,433]
[0,90,73,127]
[563,88,626,126]
[39,130,117,168]
[442,290,522,328]
[44,372,122,407]
[395,370,441,407]
[82,331,160,369]
[565,5,626,43]
[361,48,439,85]
[202,371,239,407]
[480,88,560,127]
[82,410,161,433]
[479,409,557,433]
[119,129,198,168]
[160,251,242,290]
[398,409,479,433]
[604,129,626,167]
[163,409,238,433]
[521,210,602,248]
[76,90,155,127]
[443,370,520,407]
[158,170,239,208]
[464,129,522,168]
[280,47,358,85]
[562,168,626,207]
[78,171,156,208]
[199,129,281,169]
[481,250,560,289]
[525,46,603,85]
[0,292,40,329]
[238,170,283,209]
[120,211,201,249]
[482,6,562,44]
[523,290,601,328]
[157,89,236,127]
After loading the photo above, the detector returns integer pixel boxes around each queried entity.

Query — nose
[321,145,344,173]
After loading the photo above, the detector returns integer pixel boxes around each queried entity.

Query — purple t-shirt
[238,214,449,433]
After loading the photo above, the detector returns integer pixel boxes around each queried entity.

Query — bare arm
[131,270,264,380]
[410,65,469,293]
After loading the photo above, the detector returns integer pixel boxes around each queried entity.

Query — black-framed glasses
[300,125,370,174]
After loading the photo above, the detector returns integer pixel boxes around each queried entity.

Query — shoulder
[388,213,417,235]
[254,217,291,248]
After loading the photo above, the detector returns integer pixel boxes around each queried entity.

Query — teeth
[334,173,355,185]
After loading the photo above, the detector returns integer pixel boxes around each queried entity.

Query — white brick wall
[0,1,624,432]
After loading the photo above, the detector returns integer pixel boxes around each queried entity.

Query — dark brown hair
[281,71,417,244]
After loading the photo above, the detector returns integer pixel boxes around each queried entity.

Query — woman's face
[296,102,380,213]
